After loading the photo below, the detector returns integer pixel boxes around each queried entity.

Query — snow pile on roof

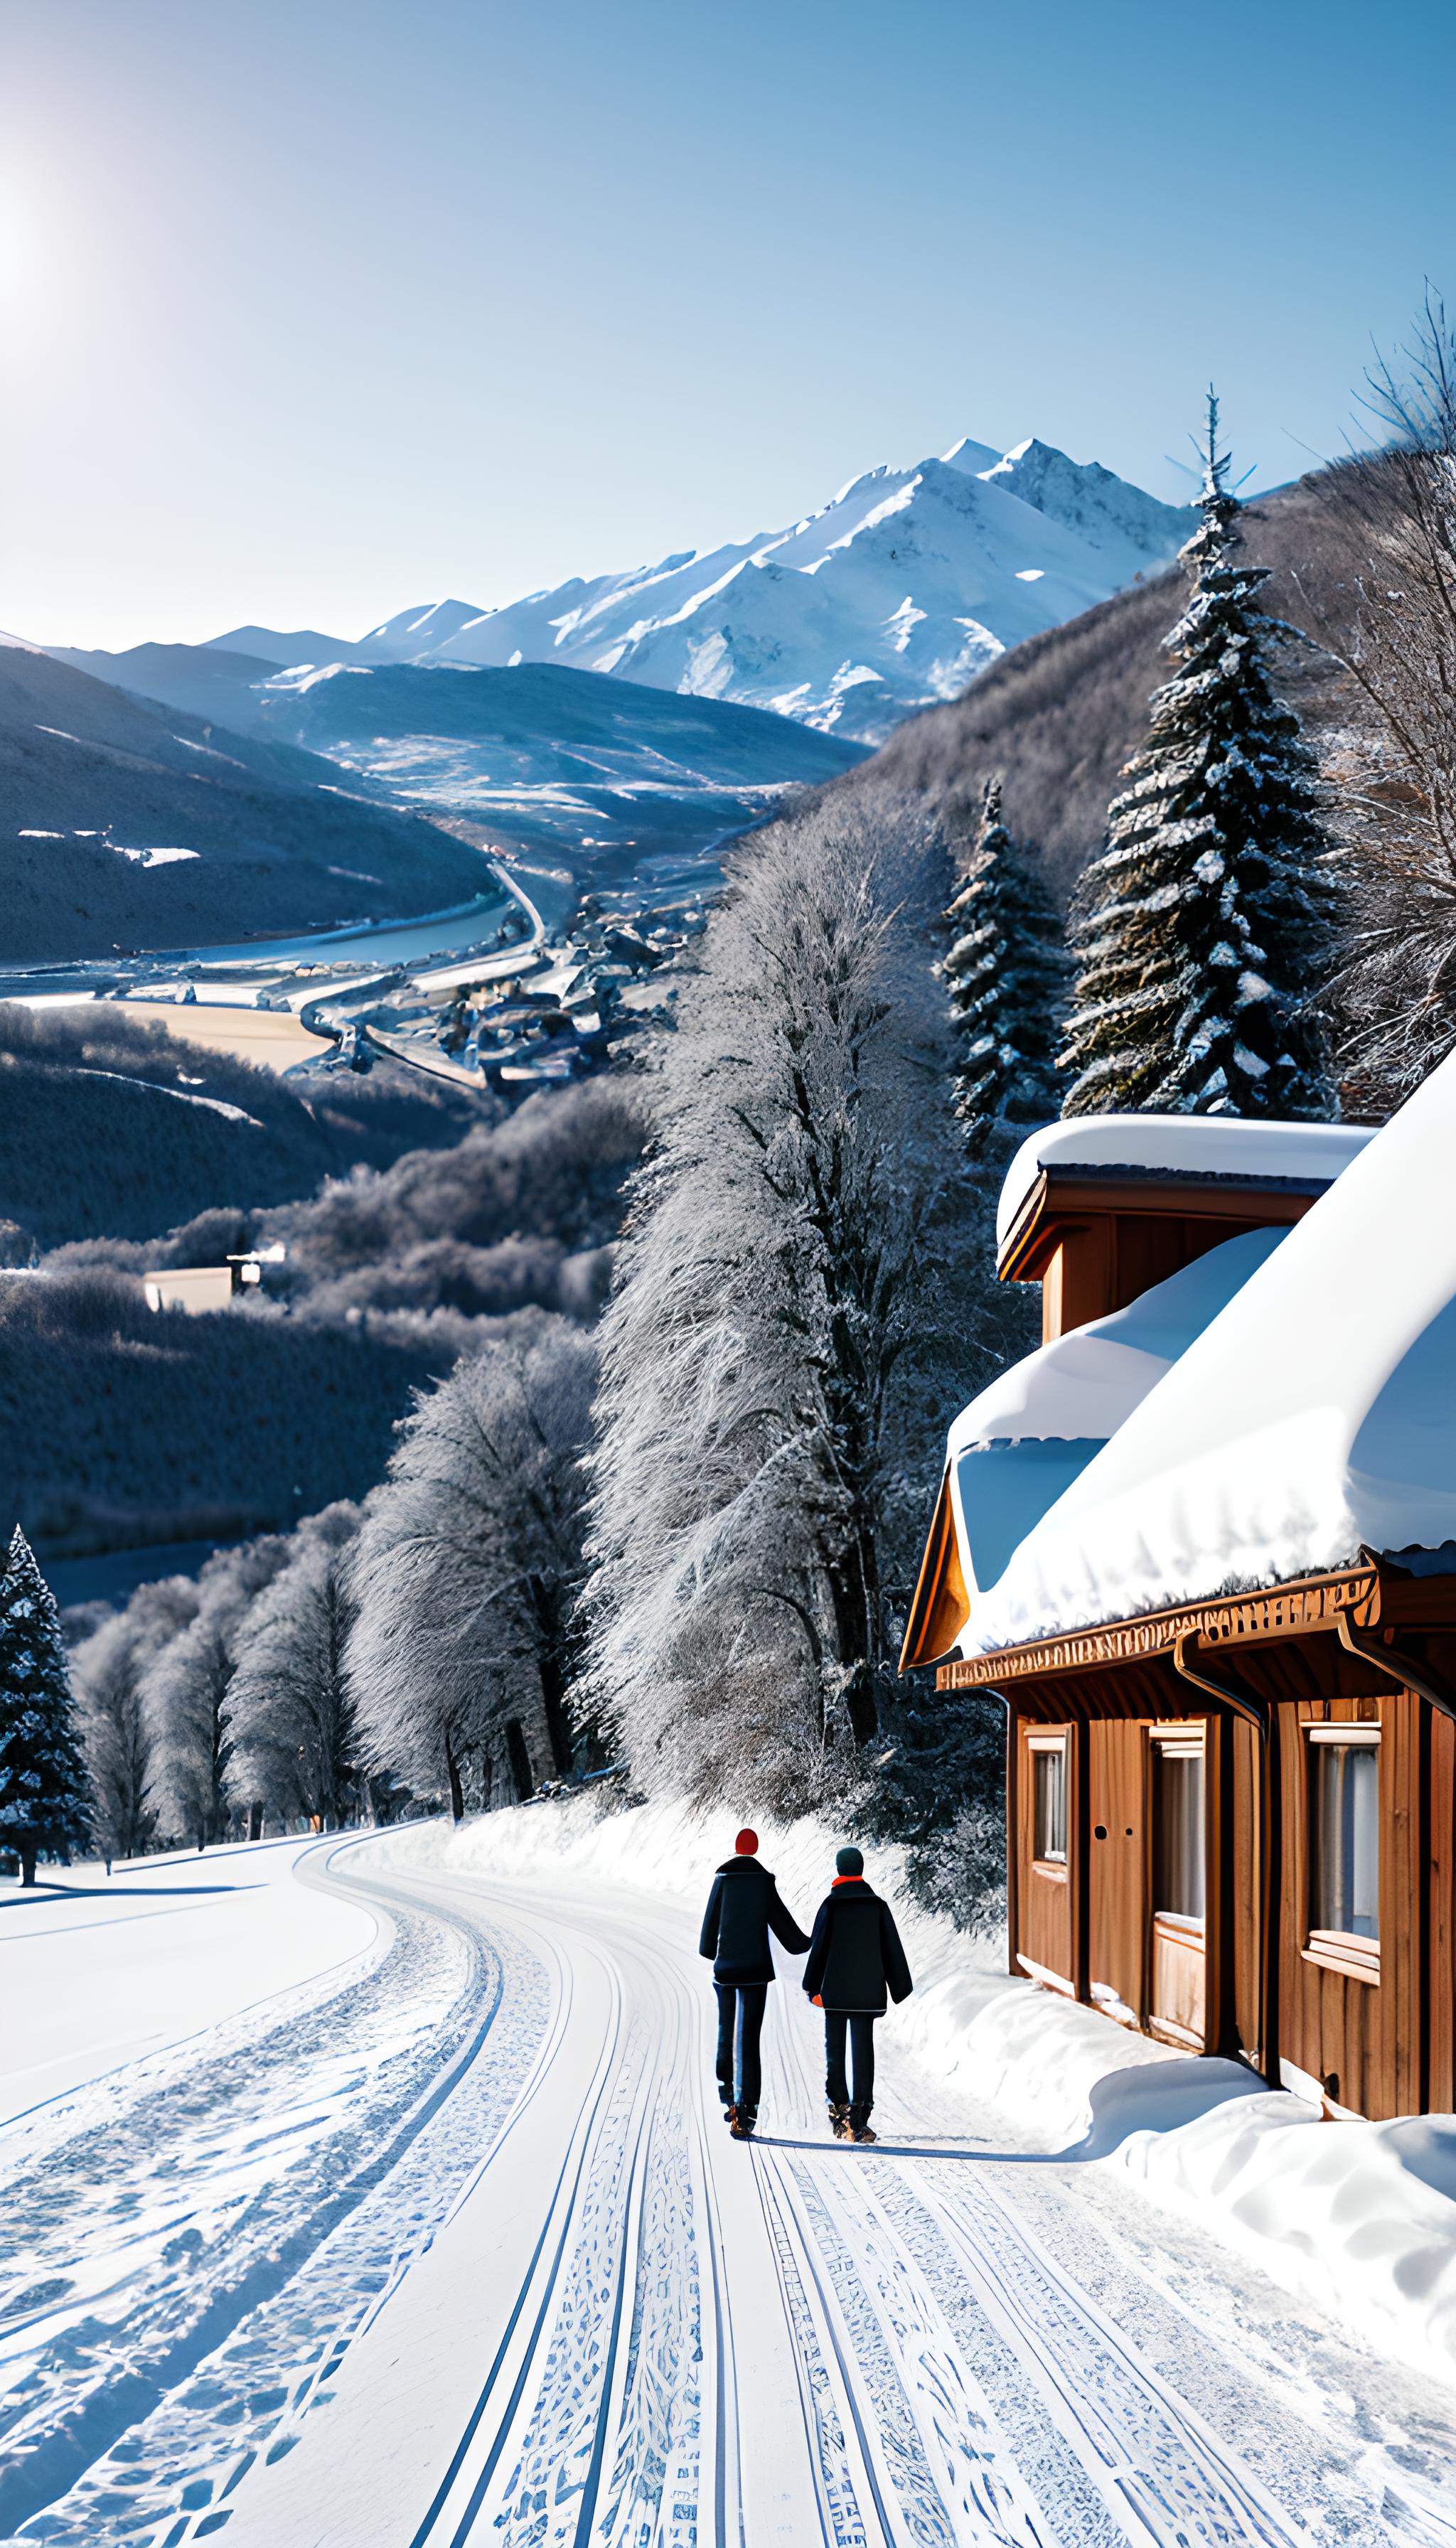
[996,1112,1374,1249]
[969,1059,1456,1653]
[948,1231,1286,1593]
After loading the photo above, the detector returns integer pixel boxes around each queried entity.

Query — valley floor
[1,1828,1454,2547]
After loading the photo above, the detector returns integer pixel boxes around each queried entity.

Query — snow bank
[963,1984,1456,2385]
[377,1789,1456,2386]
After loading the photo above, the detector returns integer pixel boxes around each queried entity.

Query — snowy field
[2,1805,1455,2546]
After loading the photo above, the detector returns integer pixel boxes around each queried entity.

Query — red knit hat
[735,1827,759,1856]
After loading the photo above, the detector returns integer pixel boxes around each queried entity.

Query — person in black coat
[802,1844,913,2142]
[699,1826,810,2138]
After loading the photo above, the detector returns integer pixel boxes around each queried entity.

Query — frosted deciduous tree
[350,1316,596,1819]
[146,1536,290,1846]
[75,1575,200,1861]
[0,1528,90,1885]
[230,1504,363,1830]
[1061,395,1337,1118]
[582,791,997,1811]
[1313,294,1456,1100]
[941,776,1067,1148]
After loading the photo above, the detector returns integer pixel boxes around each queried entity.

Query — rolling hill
[0,637,495,964]
[251,658,867,892]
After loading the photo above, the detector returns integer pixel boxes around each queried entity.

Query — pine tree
[941,777,1068,1149]
[0,1527,90,1886]
[1060,394,1337,1119]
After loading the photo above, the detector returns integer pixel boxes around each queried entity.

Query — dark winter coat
[699,1856,811,1985]
[802,1878,914,2016]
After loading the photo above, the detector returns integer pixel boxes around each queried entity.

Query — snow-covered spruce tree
[1061,395,1337,1118]
[350,1316,596,1820]
[942,776,1068,1149]
[146,1535,291,1846]
[580,789,1007,1814]
[229,1505,363,1831]
[0,1528,90,1885]
[75,1575,200,1862]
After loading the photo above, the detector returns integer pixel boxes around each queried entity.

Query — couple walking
[699,1827,913,2143]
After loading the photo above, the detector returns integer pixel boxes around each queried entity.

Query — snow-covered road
[2,1834,1454,2547]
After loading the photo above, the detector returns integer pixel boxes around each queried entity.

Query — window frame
[1027,1731,1069,1877]
[1303,1720,1381,1985]
[1148,1725,1207,1933]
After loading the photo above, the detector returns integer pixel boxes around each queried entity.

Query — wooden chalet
[903,1103,1456,2121]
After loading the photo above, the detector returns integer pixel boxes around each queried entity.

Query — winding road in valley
[1,1834,1454,2548]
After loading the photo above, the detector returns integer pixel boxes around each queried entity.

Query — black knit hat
[835,1844,864,1877]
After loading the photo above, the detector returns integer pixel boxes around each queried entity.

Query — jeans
[714,1982,768,2115]
[824,2011,877,2121]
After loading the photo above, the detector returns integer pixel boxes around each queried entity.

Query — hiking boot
[722,2102,738,2128]
[828,2102,852,2140]
[850,2119,877,2145]
[729,2109,756,2140]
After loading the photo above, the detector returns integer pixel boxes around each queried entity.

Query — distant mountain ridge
[251,658,866,893]
[133,430,1192,747]
[0,638,495,964]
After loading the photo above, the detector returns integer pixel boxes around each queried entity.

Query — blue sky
[1,0,1452,649]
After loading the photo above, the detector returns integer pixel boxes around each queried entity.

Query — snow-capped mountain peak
[939,433,1004,476]
[414,432,1194,741]
[199,432,1195,745]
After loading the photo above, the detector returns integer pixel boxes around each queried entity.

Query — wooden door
[1088,1719,1146,2026]
[1017,1725,1076,1992]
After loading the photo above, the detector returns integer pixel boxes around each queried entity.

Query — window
[1152,1736,1205,1924]
[1031,1740,1066,1864]
[1310,1728,1379,1942]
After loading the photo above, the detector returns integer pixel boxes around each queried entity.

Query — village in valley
[2,4,1456,2542]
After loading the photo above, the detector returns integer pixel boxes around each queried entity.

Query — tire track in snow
[397,1877,716,2548]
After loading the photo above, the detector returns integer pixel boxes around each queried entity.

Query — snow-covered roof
[946,1231,1285,1597]
[995,1113,1374,1251]
[963,1060,1456,1656]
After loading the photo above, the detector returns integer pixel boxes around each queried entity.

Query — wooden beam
[996,1166,1329,1288]
[936,1566,1377,1692]
[1335,1612,1456,1726]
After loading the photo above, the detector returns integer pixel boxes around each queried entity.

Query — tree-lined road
[2,1837,1454,2547]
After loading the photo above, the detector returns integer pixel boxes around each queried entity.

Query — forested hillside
[2,1064,644,1556]
[0,1004,481,1253]
[847,469,1357,900]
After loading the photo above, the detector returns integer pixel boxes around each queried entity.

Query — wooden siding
[1432,1707,1456,2111]
[987,1569,1456,2117]
[1011,1682,1443,2108]
[995,1169,1323,1344]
